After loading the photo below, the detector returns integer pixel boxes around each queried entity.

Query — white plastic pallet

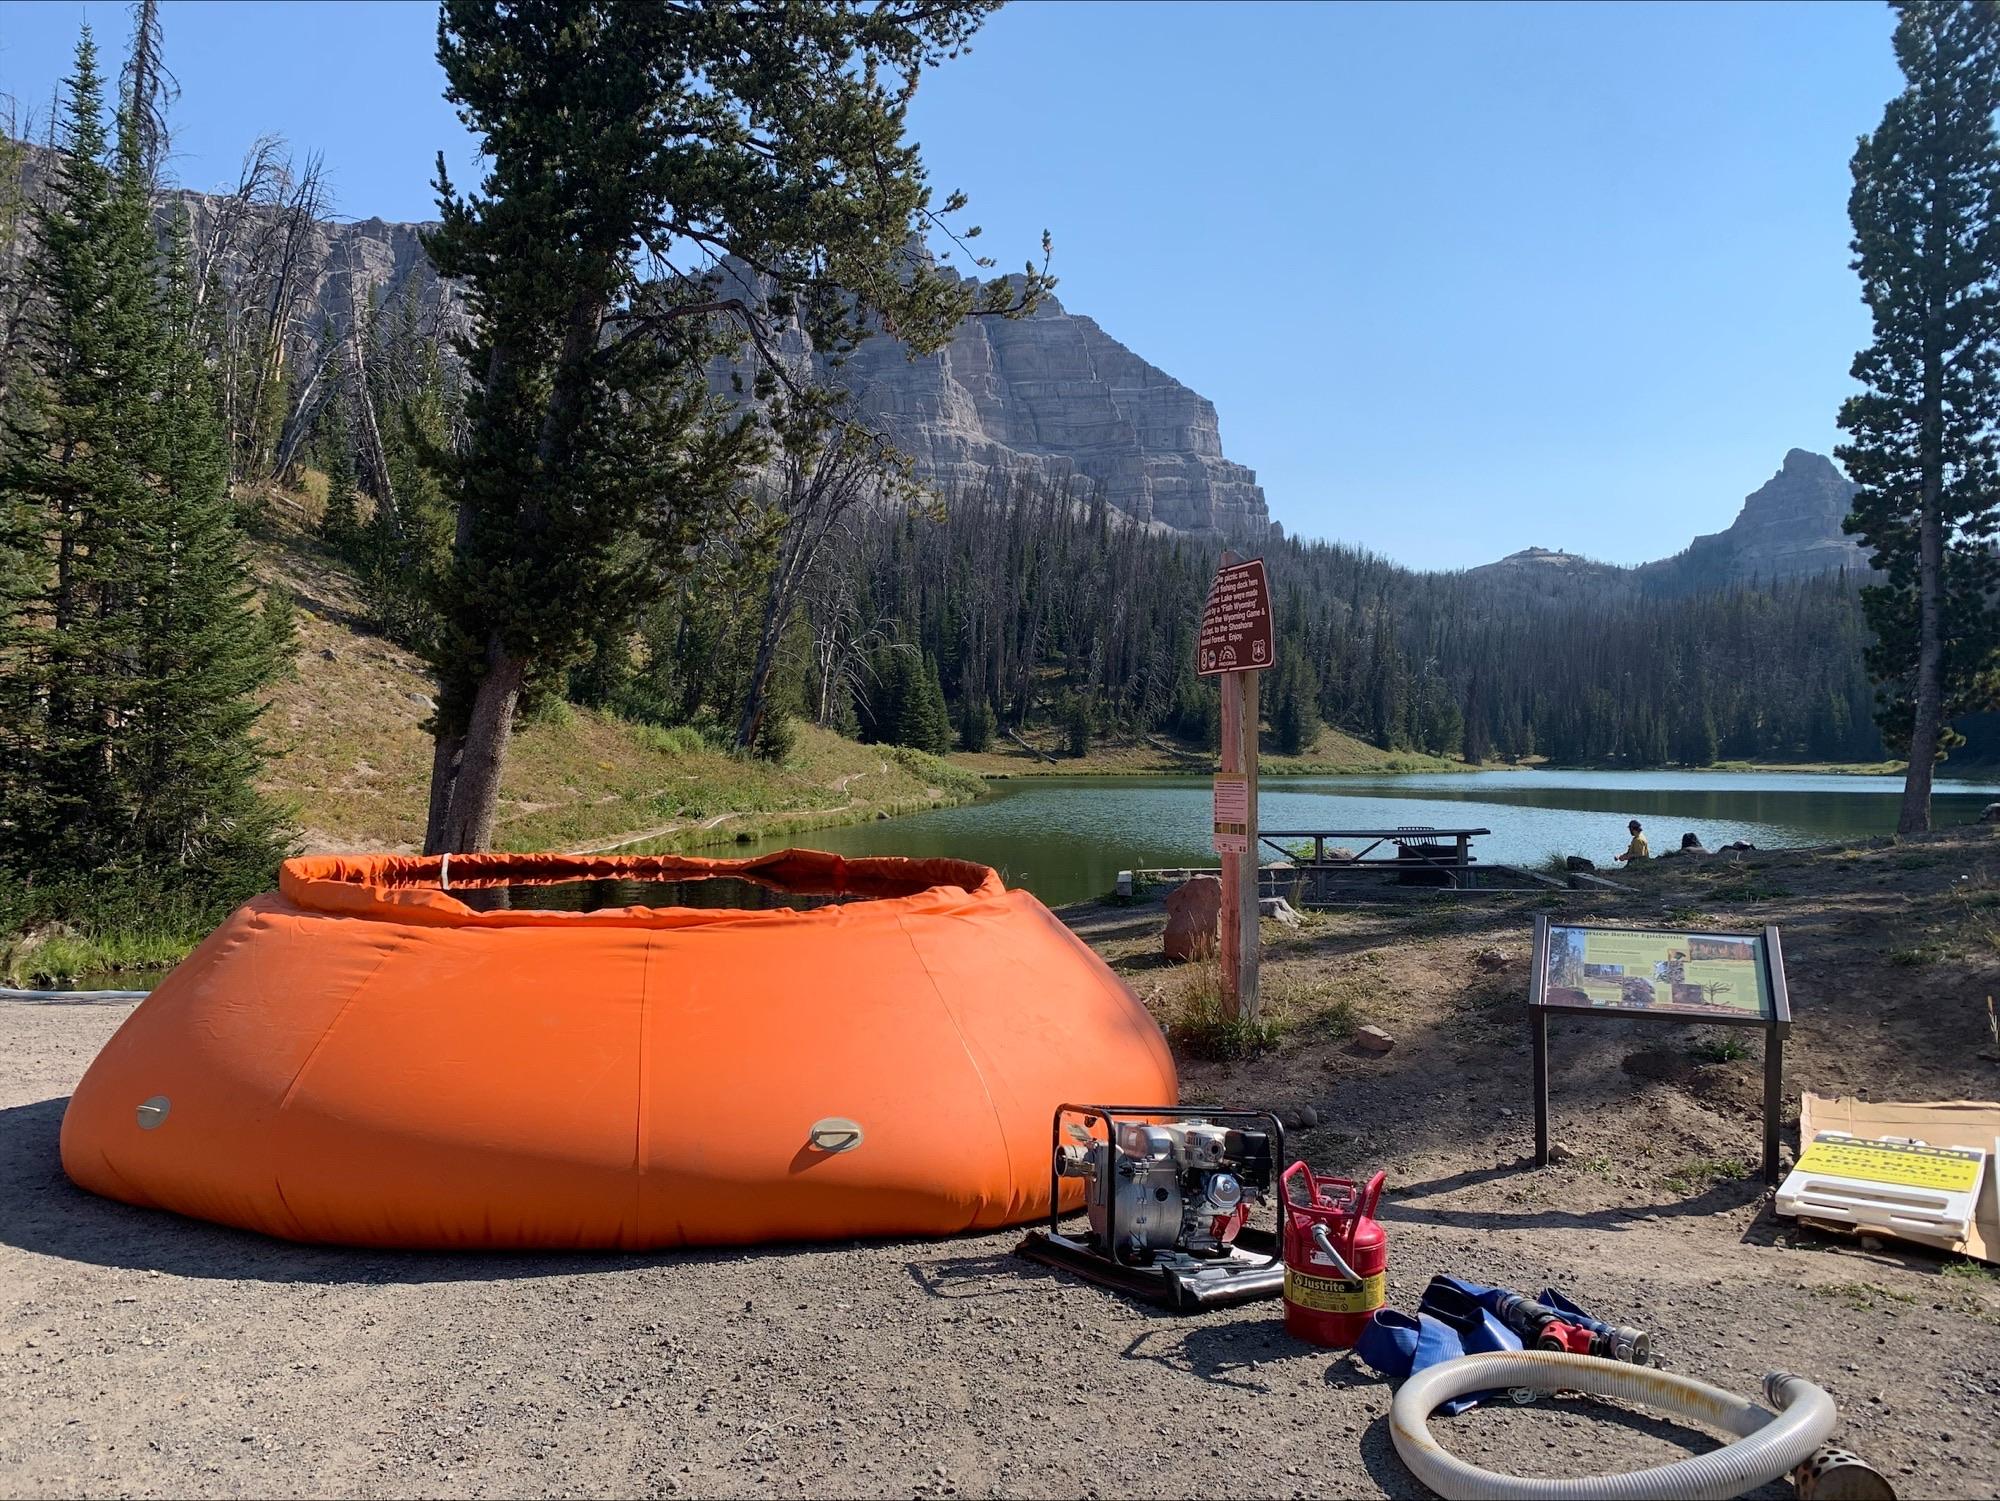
[1776,1131,1986,1244]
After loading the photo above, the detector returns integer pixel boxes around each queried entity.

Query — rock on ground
[1162,875,1221,960]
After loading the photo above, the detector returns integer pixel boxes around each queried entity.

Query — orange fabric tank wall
[59,851,1178,1249]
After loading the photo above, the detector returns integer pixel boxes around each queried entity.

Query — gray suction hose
[1391,1352,1837,1501]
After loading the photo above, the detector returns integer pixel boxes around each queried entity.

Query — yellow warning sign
[1794,1135,1984,1194]
[1283,1267,1385,1314]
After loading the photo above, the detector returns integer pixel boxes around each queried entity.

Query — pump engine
[1019,1104,1289,1309]
[1057,1117,1277,1262]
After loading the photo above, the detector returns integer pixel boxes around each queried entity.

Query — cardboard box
[1795,1094,2000,1264]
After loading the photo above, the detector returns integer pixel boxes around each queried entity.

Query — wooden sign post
[1198,553,1275,1021]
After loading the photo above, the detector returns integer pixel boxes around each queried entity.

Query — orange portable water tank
[60,850,1178,1250]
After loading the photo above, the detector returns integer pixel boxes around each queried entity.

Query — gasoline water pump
[1016,1104,1287,1310]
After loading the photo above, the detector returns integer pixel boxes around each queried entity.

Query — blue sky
[0,1,1901,569]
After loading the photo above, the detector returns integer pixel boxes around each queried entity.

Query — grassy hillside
[252,505,980,856]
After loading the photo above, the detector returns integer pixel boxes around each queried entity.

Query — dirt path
[3,835,1998,1497]
[562,768,885,857]
[564,810,749,857]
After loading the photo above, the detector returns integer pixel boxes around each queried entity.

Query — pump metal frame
[1016,1103,1289,1311]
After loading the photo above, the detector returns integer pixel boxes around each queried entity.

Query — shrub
[752,709,797,763]
[958,696,996,753]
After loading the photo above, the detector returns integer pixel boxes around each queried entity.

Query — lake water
[725,769,2000,907]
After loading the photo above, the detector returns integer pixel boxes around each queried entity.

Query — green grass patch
[1688,1032,1753,1064]
[1158,955,1285,1060]
[1660,1155,1751,1195]
[882,745,985,802]
[630,723,714,756]
[2,928,194,987]
[1809,1281,1916,1312]
[1943,1259,2000,1285]
[0,879,220,987]
[1888,944,1947,968]
[1266,972,1359,1041]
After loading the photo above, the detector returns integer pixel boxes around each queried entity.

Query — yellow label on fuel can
[1284,1266,1385,1314]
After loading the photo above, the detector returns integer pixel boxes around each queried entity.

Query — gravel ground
[6,838,2000,1499]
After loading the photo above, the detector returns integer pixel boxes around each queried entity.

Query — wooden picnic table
[1261,826,1492,869]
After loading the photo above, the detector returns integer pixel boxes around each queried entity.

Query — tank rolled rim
[277,848,1009,929]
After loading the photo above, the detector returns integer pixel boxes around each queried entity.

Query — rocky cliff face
[199,204,1274,537]
[1478,449,1866,587]
[16,142,457,365]
[1671,448,1864,584]
[13,130,1267,535]
[715,264,1272,536]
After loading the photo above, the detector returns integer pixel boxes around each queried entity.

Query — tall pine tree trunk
[1902,165,1950,838]
[1901,498,1945,833]
[423,289,605,851]
[430,645,525,853]
[423,730,464,854]
[735,603,786,753]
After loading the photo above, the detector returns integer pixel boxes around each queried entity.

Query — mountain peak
[1781,446,1840,477]
[1662,449,1864,586]
[1493,546,1588,567]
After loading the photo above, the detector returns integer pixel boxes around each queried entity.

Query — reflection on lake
[711,768,2000,908]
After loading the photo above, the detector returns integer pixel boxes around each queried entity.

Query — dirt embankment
[2,833,1998,1498]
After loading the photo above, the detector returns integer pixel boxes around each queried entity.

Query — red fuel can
[1281,1162,1387,1348]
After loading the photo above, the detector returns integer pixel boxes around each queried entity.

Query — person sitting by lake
[1614,819,1650,863]
[1668,832,1707,857]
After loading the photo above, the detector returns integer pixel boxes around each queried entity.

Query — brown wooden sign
[1197,558,1275,676]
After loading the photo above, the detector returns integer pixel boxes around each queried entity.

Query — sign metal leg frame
[1762,1027,1784,1186]
[1532,1007,1550,1168]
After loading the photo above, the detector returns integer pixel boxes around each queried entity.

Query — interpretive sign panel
[1540,924,1775,1023]
[1197,559,1275,677]
[1213,775,1249,855]
[1527,916,1793,1183]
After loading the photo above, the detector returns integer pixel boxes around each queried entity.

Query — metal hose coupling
[1603,1323,1650,1365]
[1493,1290,1649,1366]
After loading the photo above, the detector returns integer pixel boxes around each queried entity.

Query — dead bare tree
[732,384,927,752]
[0,96,46,416]
[181,138,332,485]
[117,0,179,189]
[237,149,328,484]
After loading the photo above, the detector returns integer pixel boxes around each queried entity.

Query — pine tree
[0,33,286,897]
[417,0,1050,853]
[957,693,996,753]
[1271,652,1321,756]
[0,30,160,868]
[1840,0,2000,831]
[320,413,359,548]
[120,217,289,892]
[886,653,951,754]
[1062,691,1094,758]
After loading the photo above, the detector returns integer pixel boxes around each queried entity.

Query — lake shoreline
[956,746,1925,783]
[713,765,2000,907]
